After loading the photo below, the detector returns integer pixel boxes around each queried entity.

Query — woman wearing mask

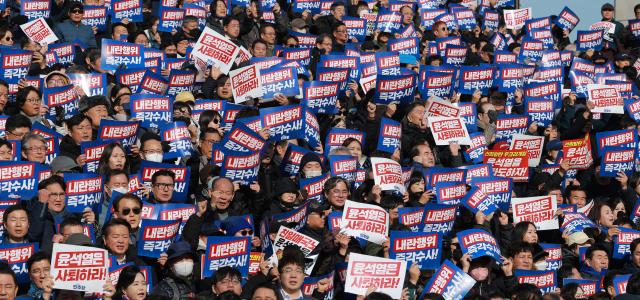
[298,152,324,179]
[152,241,196,300]
[110,84,132,121]
[114,265,148,300]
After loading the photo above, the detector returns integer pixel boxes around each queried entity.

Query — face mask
[305,170,322,178]
[114,113,128,121]
[487,110,498,124]
[189,29,202,37]
[173,260,194,277]
[145,153,163,163]
[112,187,128,195]
[166,53,177,58]
[534,261,547,270]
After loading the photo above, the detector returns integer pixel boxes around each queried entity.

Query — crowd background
[0,0,638,299]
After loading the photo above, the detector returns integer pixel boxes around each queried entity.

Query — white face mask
[112,187,128,195]
[534,261,547,271]
[305,170,322,178]
[173,260,194,277]
[145,153,163,163]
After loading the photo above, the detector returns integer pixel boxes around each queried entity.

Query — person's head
[0,80,8,112]
[111,22,128,41]
[634,3,640,19]
[4,114,31,141]
[250,39,268,57]
[405,102,426,127]
[102,219,131,256]
[478,102,496,125]
[2,205,29,242]
[110,84,132,114]
[400,5,413,25]
[81,96,110,128]
[105,169,129,198]
[509,243,534,270]
[84,48,103,73]
[342,138,363,161]
[21,133,47,163]
[306,207,326,231]
[68,2,84,22]
[585,244,609,272]
[588,202,614,228]
[323,177,349,209]
[98,142,128,174]
[59,217,84,243]
[411,144,435,168]
[0,26,13,46]
[286,35,299,47]
[27,252,51,291]
[223,16,240,39]
[566,186,588,208]
[211,0,227,17]
[212,267,242,295]
[39,176,66,213]
[513,222,538,244]
[115,265,147,300]
[315,33,333,54]
[139,132,164,162]
[199,128,222,160]
[332,23,348,44]
[216,75,232,99]
[630,238,640,267]
[300,153,323,178]
[209,177,235,211]
[113,194,143,230]
[250,282,278,300]
[408,171,425,194]
[45,72,70,88]
[198,110,222,130]
[330,1,345,20]
[151,170,175,203]
[627,271,640,295]
[182,16,200,38]
[0,264,18,300]
[432,21,449,38]
[166,241,195,277]
[277,249,305,294]
[65,114,92,145]
[601,3,614,21]
[0,140,11,161]
[16,86,42,117]
[259,24,276,45]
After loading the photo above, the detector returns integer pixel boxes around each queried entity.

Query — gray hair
[21,133,46,152]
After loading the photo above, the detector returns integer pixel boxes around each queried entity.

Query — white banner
[370,157,406,193]
[51,243,109,293]
[504,8,532,30]
[588,84,623,114]
[510,134,545,167]
[230,64,263,103]
[428,116,472,146]
[345,253,407,299]
[20,17,58,45]
[191,27,240,74]
[511,195,558,231]
[341,200,389,244]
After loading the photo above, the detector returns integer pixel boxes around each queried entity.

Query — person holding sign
[102,219,145,266]
[151,241,196,299]
[53,3,98,48]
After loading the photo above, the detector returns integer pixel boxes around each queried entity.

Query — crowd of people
[0,0,638,299]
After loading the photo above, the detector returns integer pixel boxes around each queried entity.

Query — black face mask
[166,53,177,58]
[189,28,202,38]
[487,110,498,124]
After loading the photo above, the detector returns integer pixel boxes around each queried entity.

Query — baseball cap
[566,231,595,247]
[601,3,614,11]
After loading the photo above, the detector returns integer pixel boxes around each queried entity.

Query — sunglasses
[121,207,141,215]
[238,229,253,236]
[71,9,84,14]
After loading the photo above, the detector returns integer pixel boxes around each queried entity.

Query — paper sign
[20,17,57,45]
[51,243,108,293]
[561,212,596,235]
[600,147,635,177]
[159,122,193,160]
[377,118,401,153]
[613,228,640,259]
[63,173,103,213]
[428,117,472,146]
[370,157,405,193]
[511,195,558,230]
[345,253,406,299]
[0,243,37,284]
[483,150,529,182]
[271,226,318,274]
[561,136,593,170]
[555,6,580,31]
[230,64,262,103]
[576,30,604,51]
[504,8,532,30]
[342,200,389,244]
[137,219,180,258]
[515,269,557,294]
[389,231,441,270]
[100,39,144,71]
[587,84,623,114]
[423,260,476,300]
[421,203,457,235]
[192,27,240,74]
[97,120,140,152]
[510,134,545,167]
[471,176,512,212]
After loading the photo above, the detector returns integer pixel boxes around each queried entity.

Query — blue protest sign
[398,207,424,232]
[80,140,109,173]
[496,64,525,92]
[42,84,79,121]
[420,9,447,28]
[68,73,107,97]
[539,243,562,270]
[116,68,146,93]
[138,70,168,95]
[457,229,503,262]
[159,122,194,160]
[303,272,334,299]
[110,0,143,22]
[281,48,312,67]
[324,128,365,155]
[421,203,457,235]
[560,212,596,235]
[555,6,580,32]
[21,0,50,20]
[376,11,402,33]
[483,10,499,31]
[259,105,305,141]
[0,48,30,83]
[613,227,640,259]
[420,70,456,98]
[315,65,349,93]
[302,81,339,115]
[529,28,554,49]
[443,45,467,66]
[600,147,635,177]
[377,118,401,154]
[129,94,172,131]
[569,70,594,98]
[576,30,604,51]
[422,260,476,300]
[82,6,107,31]
[139,161,190,202]
[101,39,145,71]
[463,133,487,164]
[219,122,267,154]
[292,0,320,13]
[48,43,75,66]
[614,274,631,295]
[343,17,366,42]
[167,70,195,97]
[204,236,251,279]
[424,167,466,190]
[596,129,637,153]
[434,182,467,205]
[388,38,420,58]
[525,99,555,127]
[458,65,495,95]
[299,173,330,203]
[470,176,513,212]
[329,155,358,183]
[374,73,416,104]
[495,114,529,142]
[452,6,476,30]
[0,243,38,284]
[97,120,140,152]
[137,219,180,258]
[459,103,478,132]
[261,67,299,100]
[519,38,545,62]
[375,52,401,76]
[0,162,38,199]
[280,144,312,177]
[626,98,640,123]
[515,270,557,294]
[271,201,310,231]
[63,173,103,213]
[220,150,261,185]
[157,6,184,32]
[389,231,442,270]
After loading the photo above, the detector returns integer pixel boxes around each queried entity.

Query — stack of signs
[271,226,318,274]
[515,269,557,294]
[137,219,180,258]
[511,195,558,230]
[341,200,389,245]
[587,84,623,114]
[483,150,528,182]
[370,157,405,193]
[203,236,250,278]
[423,260,476,300]
[345,253,406,299]
[428,117,472,146]
[51,244,109,293]
[457,229,503,262]
[389,231,442,270]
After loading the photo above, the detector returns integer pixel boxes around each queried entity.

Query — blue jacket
[54,19,97,48]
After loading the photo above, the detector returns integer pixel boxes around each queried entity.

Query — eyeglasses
[26,98,41,104]
[219,278,241,285]
[27,146,47,152]
[70,9,84,14]
[7,130,26,138]
[30,267,51,275]
[212,118,220,125]
[238,229,253,236]
[48,193,65,199]
[335,29,347,33]
[143,150,163,155]
[153,183,174,190]
[330,189,349,196]
[121,207,141,215]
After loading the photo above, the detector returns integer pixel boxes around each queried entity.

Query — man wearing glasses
[150,170,176,204]
[3,114,31,141]
[53,3,97,48]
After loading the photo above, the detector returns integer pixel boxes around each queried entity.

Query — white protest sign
[229,64,263,103]
[51,243,109,293]
[20,17,58,45]
[370,157,406,193]
[345,253,407,299]
[511,195,558,230]
[425,96,460,118]
[510,134,545,167]
[504,8,532,30]
[590,21,616,42]
[587,84,623,114]
[191,27,240,74]
[271,226,319,274]
[341,200,389,244]
[428,116,472,146]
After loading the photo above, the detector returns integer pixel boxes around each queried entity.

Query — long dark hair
[512,221,536,244]
[97,142,130,175]
[114,265,145,300]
